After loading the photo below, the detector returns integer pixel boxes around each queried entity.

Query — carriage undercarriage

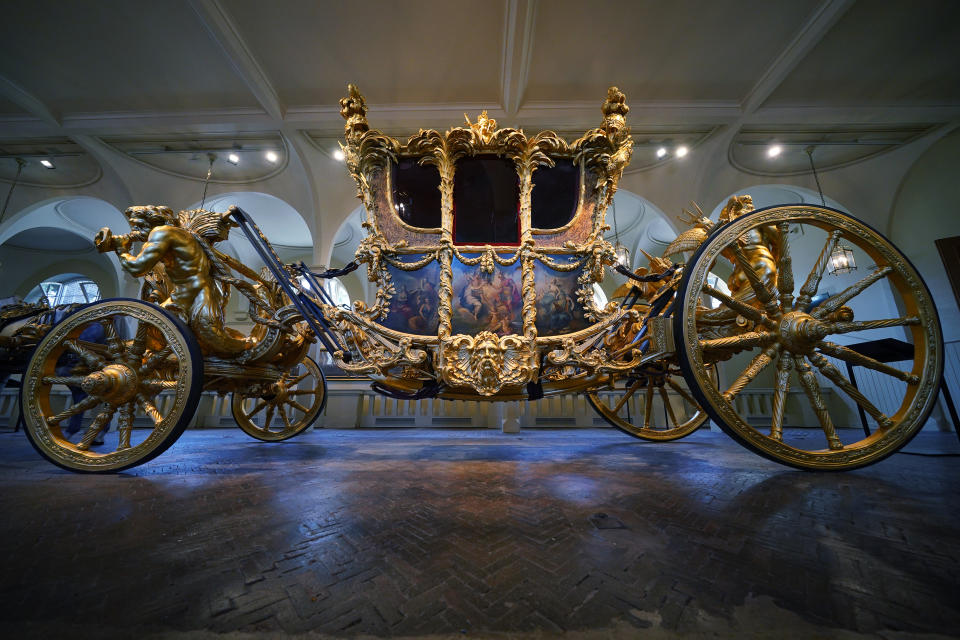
[9,86,943,473]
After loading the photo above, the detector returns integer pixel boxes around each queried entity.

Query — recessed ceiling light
[265,151,279,163]
[656,147,667,158]
[227,153,240,165]
[767,144,782,158]
[675,145,689,158]
[333,148,345,162]
[40,159,55,169]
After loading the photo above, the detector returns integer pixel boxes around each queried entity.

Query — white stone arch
[709,184,847,220]
[0,196,129,300]
[327,205,370,305]
[185,191,314,273]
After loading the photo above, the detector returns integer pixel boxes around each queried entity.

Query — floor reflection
[0,428,957,637]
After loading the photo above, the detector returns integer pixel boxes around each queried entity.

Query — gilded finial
[340,84,369,139]
[464,110,498,144]
[601,86,629,137]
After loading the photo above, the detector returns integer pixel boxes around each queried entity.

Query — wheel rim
[588,364,713,441]
[21,300,201,472]
[232,356,325,441]
[676,205,943,470]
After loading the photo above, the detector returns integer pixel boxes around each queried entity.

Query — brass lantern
[827,243,857,275]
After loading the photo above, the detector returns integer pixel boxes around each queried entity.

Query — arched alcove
[0,196,128,300]
[888,128,960,343]
[186,192,314,272]
[709,184,847,219]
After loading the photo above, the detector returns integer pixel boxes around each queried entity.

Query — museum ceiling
[0,0,959,252]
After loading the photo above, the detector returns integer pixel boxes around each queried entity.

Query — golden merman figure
[94,206,255,356]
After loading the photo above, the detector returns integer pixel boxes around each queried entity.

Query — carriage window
[453,155,519,245]
[531,159,578,229]
[393,158,442,228]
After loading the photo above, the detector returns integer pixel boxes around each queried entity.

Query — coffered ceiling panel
[101,133,287,183]
[221,0,505,106]
[766,0,960,106]
[0,1,259,114]
[0,138,101,187]
[524,0,820,103]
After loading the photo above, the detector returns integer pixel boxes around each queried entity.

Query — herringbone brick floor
[0,427,958,639]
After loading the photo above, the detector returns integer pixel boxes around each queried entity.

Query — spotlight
[333,148,345,162]
[265,151,279,163]
[227,153,240,165]
[40,159,55,169]
[656,147,667,158]
[675,145,688,158]
[767,144,782,158]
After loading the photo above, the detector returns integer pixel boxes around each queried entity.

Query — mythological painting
[451,255,523,336]
[382,260,441,336]
[533,259,589,336]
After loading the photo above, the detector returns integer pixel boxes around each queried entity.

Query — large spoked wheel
[587,362,715,441]
[231,355,326,442]
[675,205,943,470]
[20,299,203,473]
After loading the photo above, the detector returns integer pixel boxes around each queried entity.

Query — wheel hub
[778,311,829,354]
[81,364,139,404]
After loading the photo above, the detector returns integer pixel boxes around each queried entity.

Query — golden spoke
[813,267,893,319]
[129,320,148,358]
[658,386,678,427]
[701,285,772,327]
[116,403,135,450]
[136,397,164,426]
[793,356,843,450]
[46,395,100,425]
[775,222,794,309]
[612,378,643,414]
[286,372,310,387]
[287,399,311,414]
[279,404,292,430]
[291,389,318,396]
[770,354,792,441]
[138,346,173,376]
[41,376,87,386]
[808,352,893,430]
[817,341,919,384]
[723,345,781,401]
[100,319,124,353]
[643,383,654,429]
[140,380,178,391]
[796,230,841,309]
[76,404,115,451]
[263,405,275,429]
[826,317,920,335]
[63,340,106,370]
[700,331,777,354]
[666,377,698,407]
[247,399,268,416]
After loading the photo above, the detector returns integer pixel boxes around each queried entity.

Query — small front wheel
[587,363,714,441]
[231,355,326,441]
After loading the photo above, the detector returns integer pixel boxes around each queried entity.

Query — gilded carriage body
[323,85,650,399]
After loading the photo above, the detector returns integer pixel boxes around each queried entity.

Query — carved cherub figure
[95,206,254,356]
